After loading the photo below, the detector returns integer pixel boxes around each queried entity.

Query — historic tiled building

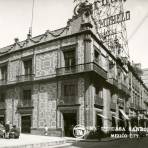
[0,2,148,136]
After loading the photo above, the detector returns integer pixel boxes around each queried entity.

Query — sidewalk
[0,134,67,148]
[0,134,126,148]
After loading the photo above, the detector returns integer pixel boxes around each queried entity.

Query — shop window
[95,87,103,98]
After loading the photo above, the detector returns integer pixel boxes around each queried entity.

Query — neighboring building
[142,68,148,87]
[0,2,148,136]
[128,64,148,127]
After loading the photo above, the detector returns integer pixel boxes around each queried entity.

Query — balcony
[130,103,140,111]
[56,62,107,79]
[108,78,118,88]
[125,107,129,114]
[94,95,103,107]
[0,102,6,110]
[130,103,136,110]
[0,79,7,86]
[16,74,34,82]
[57,96,79,106]
[118,82,130,96]
[110,102,116,111]
[117,98,124,108]
[17,99,33,109]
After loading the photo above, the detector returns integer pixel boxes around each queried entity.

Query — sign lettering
[98,11,130,28]
[102,0,127,6]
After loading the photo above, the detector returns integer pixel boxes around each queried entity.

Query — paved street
[59,137,148,148]
[0,134,66,148]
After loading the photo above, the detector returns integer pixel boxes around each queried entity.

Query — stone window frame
[61,44,77,68]
[20,85,33,104]
[93,45,101,65]
[61,79,78,98]
[21,56,33,76]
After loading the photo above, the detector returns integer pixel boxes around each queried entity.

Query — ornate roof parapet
[74,0,93,17]
[27,33,32,40]
[73,0,94,31]
[14,38,19,44]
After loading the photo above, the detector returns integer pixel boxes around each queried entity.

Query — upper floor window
[64,50,75,68]
[0,65,7,80]
[64,84,77,97]
[23,59,32,75]
[23,90,31,100]
[94,50,100,64]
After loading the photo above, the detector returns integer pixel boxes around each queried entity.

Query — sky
[0,0,148,68]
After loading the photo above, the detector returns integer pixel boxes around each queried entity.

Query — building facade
[0,2,148,136]
[142,68,148,88]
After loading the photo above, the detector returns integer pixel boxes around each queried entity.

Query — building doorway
[63,113,77,137]
[96,114,103,128]
[0,116,5,125]
[21,115,31,133]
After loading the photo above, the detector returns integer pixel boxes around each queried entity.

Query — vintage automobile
[9,125,20,139]
[0,124,5,138]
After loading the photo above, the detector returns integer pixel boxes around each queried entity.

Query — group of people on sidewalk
[0,121,20,139]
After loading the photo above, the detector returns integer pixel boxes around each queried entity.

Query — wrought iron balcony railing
[57,96,79,106]
[0,102,6,109]
[94,95,103,107]
[17,99,33,108]
[16,74,34,82]
[0,79,7,86]
[56,62,107,79]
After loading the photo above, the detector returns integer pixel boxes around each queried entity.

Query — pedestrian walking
[5,121,10,139]
[44,124,48,136]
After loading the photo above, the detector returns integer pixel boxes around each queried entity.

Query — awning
[112,115,121,120]
[97,114,107,119]
[119,109,129,120]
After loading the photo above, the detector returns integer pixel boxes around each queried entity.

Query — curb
[49,143,72,148]
[66,138,126,143]
[80,138,125,142]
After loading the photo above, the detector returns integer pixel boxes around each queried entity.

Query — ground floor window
[112,117,116,127]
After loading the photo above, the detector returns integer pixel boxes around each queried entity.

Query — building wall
[0,6,148,137]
